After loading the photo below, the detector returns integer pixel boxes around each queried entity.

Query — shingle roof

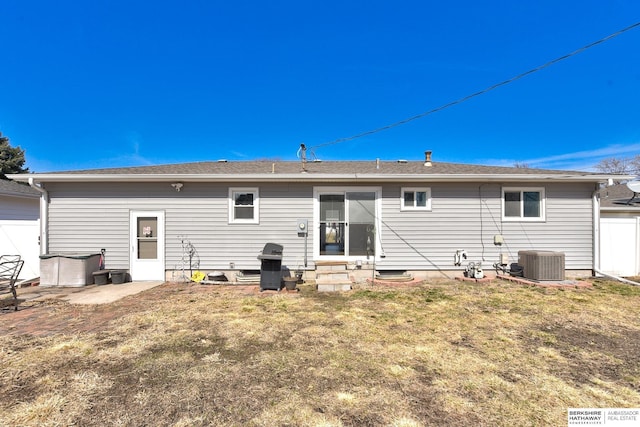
[49,160,595,176]
[0,179,40,197]
[600,183,640,209]
[9,159,628,184]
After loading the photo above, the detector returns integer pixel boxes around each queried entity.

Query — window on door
[137,217,158,259]
[319,194,345,255]
[347,192,376,256]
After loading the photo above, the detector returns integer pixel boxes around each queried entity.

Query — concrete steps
[315,261,353,292]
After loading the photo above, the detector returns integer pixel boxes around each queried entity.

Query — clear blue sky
[2,1,639,172]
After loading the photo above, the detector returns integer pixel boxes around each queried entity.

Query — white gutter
[601,206,640,212]
[592,187,640,286]
[28,177,48,255]
[9,173,630,184]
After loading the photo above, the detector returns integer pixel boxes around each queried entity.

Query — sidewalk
[16,281,165,305]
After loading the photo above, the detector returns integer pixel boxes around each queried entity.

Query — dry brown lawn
[1,278,639,426]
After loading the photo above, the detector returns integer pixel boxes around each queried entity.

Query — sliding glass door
[316,188,379,258]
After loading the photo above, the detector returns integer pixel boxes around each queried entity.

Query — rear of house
[10,155,624,282]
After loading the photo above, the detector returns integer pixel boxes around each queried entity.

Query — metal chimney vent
[424,150,432,167]
[518,250,565,281]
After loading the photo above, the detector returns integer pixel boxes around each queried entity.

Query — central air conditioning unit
[518,250,565,281]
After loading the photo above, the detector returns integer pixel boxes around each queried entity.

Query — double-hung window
[229,188,259,224]
[502,187,545,221]
[401,187,431,211]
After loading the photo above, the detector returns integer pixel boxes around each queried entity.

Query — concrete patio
[14,281,165,305]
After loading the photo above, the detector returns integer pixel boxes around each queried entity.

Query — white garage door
[600,217,638,277]
[0,220,40,280]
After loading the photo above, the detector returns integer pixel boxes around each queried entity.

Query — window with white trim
[229,188,259,224]
[401,187,431,211]
[502,187,545,221]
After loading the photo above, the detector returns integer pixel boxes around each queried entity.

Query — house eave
[601,206,640,212]
[8,172,624,184]
[0,190,40,199]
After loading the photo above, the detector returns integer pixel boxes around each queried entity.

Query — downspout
[592,188,600,276]
[28,177,48,255]
[592,187,640,286]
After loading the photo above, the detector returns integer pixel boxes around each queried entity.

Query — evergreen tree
[0,132,29,179]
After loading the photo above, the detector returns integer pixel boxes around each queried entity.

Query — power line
[309,21,640,151]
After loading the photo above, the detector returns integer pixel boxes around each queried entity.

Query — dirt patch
[1,280,639,426]
[523,323,640,390]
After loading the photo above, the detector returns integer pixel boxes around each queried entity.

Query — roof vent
[217,159,228,163]
[424,151,432,167]
[397,159,408,164]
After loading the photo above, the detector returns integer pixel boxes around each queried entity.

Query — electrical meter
[297,219,308,234]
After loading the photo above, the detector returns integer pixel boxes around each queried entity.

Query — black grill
[257,243,283,291]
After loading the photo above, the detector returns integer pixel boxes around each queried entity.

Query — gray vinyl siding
[44,182,313,272]
[44,180,595,275]
[0,195,39,221]
[376,182,594,271]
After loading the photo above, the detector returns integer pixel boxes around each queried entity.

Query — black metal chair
[1,258,24,311]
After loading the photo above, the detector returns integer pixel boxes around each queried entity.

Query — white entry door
[130,211,165,281]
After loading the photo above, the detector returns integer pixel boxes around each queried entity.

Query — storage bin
[40,253,102,287]
[111,270,127,284]
[93,270,110,285]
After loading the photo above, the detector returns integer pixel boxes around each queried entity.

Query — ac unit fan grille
[518,250,565,281]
